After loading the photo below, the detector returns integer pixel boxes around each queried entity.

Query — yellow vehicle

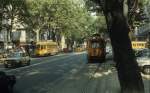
[35,40,59,56]
[132,41,148,49]
[75,45,86,52]
[87,34,106,63]
[75,47,84,52]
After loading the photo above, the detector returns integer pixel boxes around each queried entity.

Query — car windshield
[8,52,21,58]
[91,42,100,48]
[140,49,150,57]
[90,41,104,48]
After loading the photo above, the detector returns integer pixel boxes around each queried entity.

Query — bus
[35,40,59,56]
[87,34,106,63]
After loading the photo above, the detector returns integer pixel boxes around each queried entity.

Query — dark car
[3,52,30,68]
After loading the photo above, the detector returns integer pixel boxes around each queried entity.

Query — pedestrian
[0,71,16,93]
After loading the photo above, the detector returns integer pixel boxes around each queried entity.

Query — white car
[3,52,30,68]
[136,49,150,74]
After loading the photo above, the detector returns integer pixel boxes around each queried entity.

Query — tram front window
[91,42,103,48]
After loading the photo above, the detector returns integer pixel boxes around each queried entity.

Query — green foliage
[1,0,27,19]
[0,0,28,33]
[26,0,99,43]
[134,1,150,27]
[138,0,149,7]
[1,0,107,44]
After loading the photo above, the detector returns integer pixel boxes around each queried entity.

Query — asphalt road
[0,52,150,93]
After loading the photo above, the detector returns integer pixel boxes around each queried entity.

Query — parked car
[0,54,3,64]
[136,49,150,75]
[134,48,143,57]
[3,52,30,68]
[0,49,6,64]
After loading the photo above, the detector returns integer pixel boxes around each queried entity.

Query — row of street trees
[26,0,92,48]
[26,0,108,48]
[1,0,107,49]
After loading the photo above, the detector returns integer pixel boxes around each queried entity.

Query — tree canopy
[24,0,106,44]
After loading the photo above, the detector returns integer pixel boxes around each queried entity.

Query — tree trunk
[103,0,145,93]
[109,15,144,93]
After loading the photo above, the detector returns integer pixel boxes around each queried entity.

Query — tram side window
[48,45,50,49]
[42,45,46,49]
[36,45,40,49]
[40,46,43,49]
[36,45,45,49]
[142,44,144,47]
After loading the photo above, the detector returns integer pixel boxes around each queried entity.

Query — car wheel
[10,64,15,68]
[4,64,8,68]
[27,60,30,65]
[142,65,150,75]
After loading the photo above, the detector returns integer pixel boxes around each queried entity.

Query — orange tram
[87,34,106,63]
